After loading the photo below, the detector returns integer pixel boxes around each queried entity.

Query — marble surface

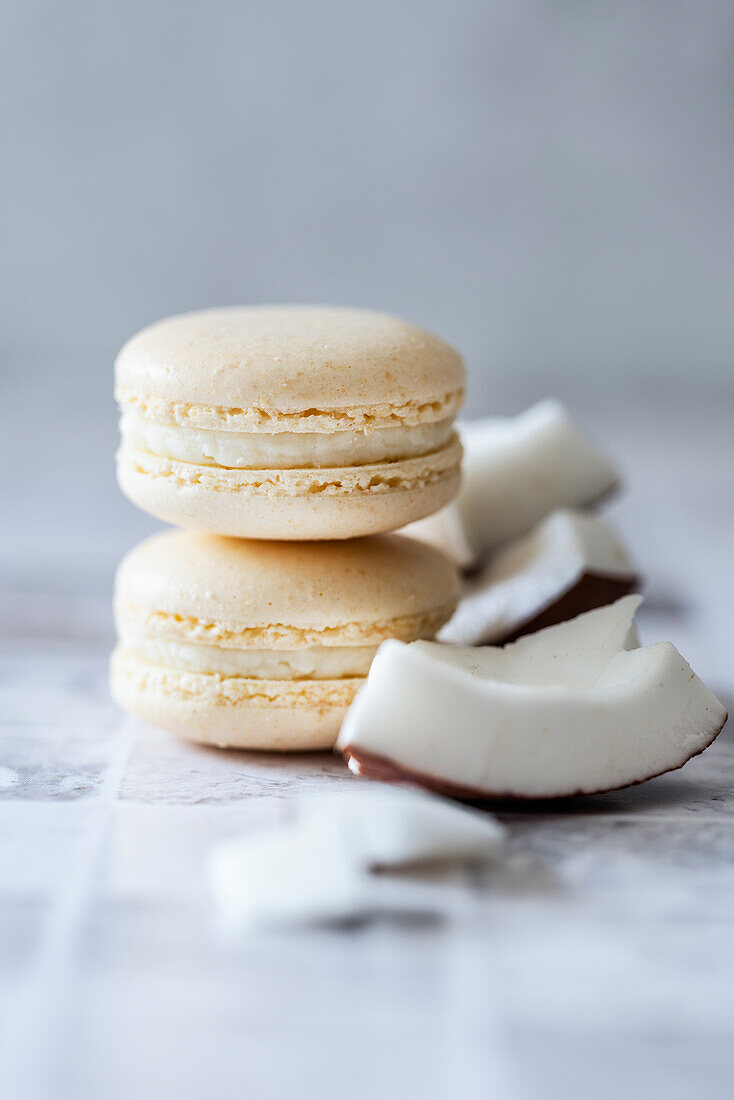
[1,392,733,1099]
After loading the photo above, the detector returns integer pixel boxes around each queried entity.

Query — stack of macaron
[111,307,465,750]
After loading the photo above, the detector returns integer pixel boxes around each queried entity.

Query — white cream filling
[120,410,454,470]
[124,637,377,679]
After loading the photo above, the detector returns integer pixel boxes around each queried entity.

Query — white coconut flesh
[338,597,727,800]
[439,509,637,645]
[403,400,619,566]
[209,788,504,931]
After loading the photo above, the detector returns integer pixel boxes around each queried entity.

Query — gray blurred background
[2,0,733,660]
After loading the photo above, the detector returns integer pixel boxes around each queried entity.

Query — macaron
[110,529,459,751]
[115,306,465,540]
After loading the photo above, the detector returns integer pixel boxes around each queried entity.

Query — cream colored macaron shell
[115,306,465,539]
[111,530,459,750]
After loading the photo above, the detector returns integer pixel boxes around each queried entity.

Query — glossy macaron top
[114,529,460,647]
[114,306,465,431]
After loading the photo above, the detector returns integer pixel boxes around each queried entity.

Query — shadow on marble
[119,723,353,804]
[491,779,724,820]
[506,814,734,869]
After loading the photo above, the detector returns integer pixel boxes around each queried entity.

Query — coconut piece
[338,597,727,801]
[211,810,363,931]
[440,509,638,646]
[404,401,619,567]
[210,788,504,931]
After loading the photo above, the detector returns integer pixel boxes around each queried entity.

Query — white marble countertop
[1,387,733,1099]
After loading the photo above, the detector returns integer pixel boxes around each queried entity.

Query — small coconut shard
[337,597,728,801]
[439,510,638,646]
[209,788,504,932]
[403,401,619,567]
